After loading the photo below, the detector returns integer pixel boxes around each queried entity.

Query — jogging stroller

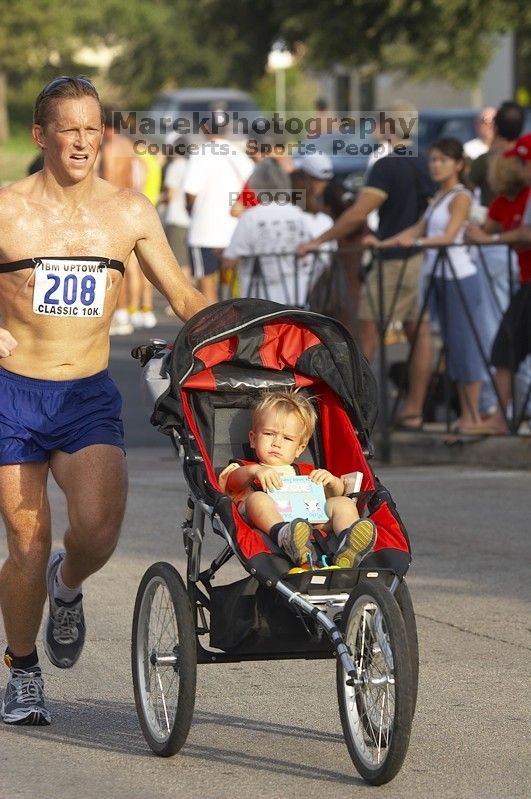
[131,298,418,785]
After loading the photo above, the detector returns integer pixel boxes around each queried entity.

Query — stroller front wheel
[394,579,419,716]
[132,561,197,756]
[336,580,414,785]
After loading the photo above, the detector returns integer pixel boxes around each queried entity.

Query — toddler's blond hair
[252,390,317,446]
[488,153,527,198]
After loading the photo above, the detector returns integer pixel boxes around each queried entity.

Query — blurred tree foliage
[104,0,282,106]
[0,0,528,142]
[203,0,525,88]
[0,0,117,139]
[0,0,73,139]
[110,0,527,105]
[105,0,524,101]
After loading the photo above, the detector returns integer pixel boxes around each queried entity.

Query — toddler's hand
[254,465,283,491]
[309,468,335,486]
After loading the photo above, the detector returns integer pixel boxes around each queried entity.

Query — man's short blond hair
[252,390,317,446]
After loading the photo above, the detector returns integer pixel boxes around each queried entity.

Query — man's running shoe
[335,519,377,569]
[1,666,51,725]
[43,551,86,669]
[278,518,314,566]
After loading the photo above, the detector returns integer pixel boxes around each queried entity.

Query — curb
[373,430,530,470]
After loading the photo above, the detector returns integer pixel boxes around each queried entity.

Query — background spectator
[128,148,164,328]
[321,178,366,330]
[378,138,491,435]
[291,153,335,241]
[99,106,136,335]
[222,158,314,305]
[463,107,496,160]
[298,100,436,431]
[468,101,525,413]
[466,133,531,432]
[469,101,525,208]
[183,110,253,304]
[160,135,191,283]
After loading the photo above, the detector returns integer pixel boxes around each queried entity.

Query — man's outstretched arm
[297,188,384,254]
[132,195,208,320]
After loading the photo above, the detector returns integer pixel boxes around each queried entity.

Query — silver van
[148,87,260,141]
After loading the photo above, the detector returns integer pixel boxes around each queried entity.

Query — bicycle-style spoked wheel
[394,579,419,716]
[132,562,197,756]
[336,581,414,785]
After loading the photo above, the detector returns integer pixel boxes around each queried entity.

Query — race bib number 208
[32,259,107,317]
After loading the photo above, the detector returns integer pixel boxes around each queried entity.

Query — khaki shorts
[358,253,424,325]
[165,224,189,266]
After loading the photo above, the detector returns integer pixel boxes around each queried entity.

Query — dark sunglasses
[41,75,96,97]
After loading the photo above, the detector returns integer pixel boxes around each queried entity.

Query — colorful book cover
[267,476,328,523]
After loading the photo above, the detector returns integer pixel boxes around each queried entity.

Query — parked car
[416,108,477,152]
[417,107,531,153]
[294,108,531,189]
[148,88,261,142]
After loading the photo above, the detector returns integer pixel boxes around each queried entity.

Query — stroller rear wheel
[336,581,414,785]
[132,562,197,756]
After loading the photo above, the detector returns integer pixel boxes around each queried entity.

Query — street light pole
[276,68,286,117]
[268,40,294,117]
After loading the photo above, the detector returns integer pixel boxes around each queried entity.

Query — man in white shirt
[223,158,315,305]
[183,112,253,303]
[162,137,191,277]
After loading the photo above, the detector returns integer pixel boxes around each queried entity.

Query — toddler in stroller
[219,389,377,568]
[131,298,418,786]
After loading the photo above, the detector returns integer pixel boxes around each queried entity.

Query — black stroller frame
[131,299,418,785]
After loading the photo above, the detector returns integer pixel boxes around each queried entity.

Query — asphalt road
[0,321,529,799]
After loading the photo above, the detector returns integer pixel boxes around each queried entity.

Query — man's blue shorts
[0,368,125,465]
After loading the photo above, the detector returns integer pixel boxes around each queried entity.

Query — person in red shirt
[466,133,531,431]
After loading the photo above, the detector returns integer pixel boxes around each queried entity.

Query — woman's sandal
[394,414,424,431]
[450,421,508,436]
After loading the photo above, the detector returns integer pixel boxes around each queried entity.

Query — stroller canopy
[156,299,378,447]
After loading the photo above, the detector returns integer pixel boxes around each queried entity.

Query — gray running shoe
[280,518,314,565]
[43,551,86,669]
[335,519,377,569]
[1,666,51,725]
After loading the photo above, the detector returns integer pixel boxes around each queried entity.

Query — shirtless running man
[0,76,207,725]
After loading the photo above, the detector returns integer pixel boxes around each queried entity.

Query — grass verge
[0,130,38,184]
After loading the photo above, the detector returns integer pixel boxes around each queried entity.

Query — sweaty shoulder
[111,184,162,240]
[93,177,153,214]
[119,185,159,219]
[0,174,35,210]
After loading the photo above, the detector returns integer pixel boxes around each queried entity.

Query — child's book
[267,476,328,523]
